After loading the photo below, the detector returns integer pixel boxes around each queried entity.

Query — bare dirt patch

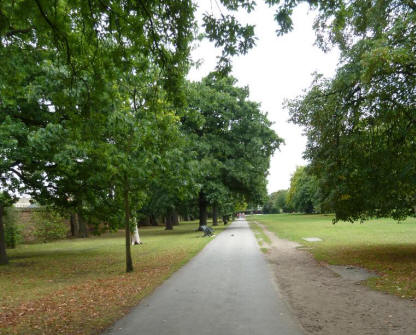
[257,223,416,335]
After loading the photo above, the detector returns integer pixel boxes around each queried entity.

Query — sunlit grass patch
[247,214,416,299]
[0,221,226,335]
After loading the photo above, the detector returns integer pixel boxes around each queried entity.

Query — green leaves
[186,74,281,210]
[288,2,416,222]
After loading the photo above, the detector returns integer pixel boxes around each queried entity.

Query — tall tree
[287,1,416,221]
[185,74,282,228]
[287,166,320,214]
[0,1,193,269]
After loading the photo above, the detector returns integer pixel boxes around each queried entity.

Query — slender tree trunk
[0,205,9,265]
[198,191,207,230]
[124,189,133,273]
[212,204,218,226]
[223,215,228,225]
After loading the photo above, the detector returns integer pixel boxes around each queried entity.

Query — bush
[34,209,68,242]
[4,208,21,248]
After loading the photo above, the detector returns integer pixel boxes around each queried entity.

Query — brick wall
[14,208,70,243]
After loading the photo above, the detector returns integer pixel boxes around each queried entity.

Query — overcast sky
[188,2,340,194]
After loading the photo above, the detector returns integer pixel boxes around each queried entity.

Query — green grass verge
[0,221,226,335]
[249,222,271,252]
[246,214,416,299]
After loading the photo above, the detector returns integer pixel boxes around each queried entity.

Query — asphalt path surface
[103,219,304,335]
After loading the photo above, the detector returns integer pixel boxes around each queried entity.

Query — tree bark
[212,204,218,226]
[198,191,207,230]
[223,215,229,225]
[165,211,173,230]
[0,205,9,265]
[131,219,142,245]
[124,189,133,273]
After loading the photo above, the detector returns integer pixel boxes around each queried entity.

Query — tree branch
[5,27,34,38]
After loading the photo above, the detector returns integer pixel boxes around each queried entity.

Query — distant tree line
[263,166,321,214]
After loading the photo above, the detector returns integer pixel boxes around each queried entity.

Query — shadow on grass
[323,244,416,267]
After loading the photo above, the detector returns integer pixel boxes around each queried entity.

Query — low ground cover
[247,214,416,299]
[0,221,224,335]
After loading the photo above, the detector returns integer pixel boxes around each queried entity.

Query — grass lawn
[0,221,225,335]
[247,214,416,299]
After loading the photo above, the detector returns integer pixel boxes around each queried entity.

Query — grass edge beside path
[247,214,416,300]
[248,222,271,254]
[0,221,226,335]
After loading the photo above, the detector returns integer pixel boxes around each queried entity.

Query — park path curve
[103,219,304,335]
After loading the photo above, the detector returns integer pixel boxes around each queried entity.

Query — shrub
[34,209,68,242]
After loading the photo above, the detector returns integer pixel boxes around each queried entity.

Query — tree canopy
[288,0,416,221]
[185,74,282,227]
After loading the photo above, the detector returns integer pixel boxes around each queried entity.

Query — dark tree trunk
[223,215,229,225]
[198,191,207,230]
[212,204,218,226]
[0,205,8,265]
[124,189,133,273]
[78,215,88,238]
[165,211,173,230]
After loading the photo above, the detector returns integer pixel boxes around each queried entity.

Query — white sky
[188,2,340,194]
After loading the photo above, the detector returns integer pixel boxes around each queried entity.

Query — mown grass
[247,214,416,299]
[0,221,225,335]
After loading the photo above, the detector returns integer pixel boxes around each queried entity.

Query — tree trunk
[0,205,9,265]
[165,211,173,230]
[198,191,207,230]
[78,215,88,238]
[223,215,228,225]
[212,204,218,226]
[131,219,142,245]
[124,189,133,273]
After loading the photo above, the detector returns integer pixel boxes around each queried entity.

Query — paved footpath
[103,219,304,335]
